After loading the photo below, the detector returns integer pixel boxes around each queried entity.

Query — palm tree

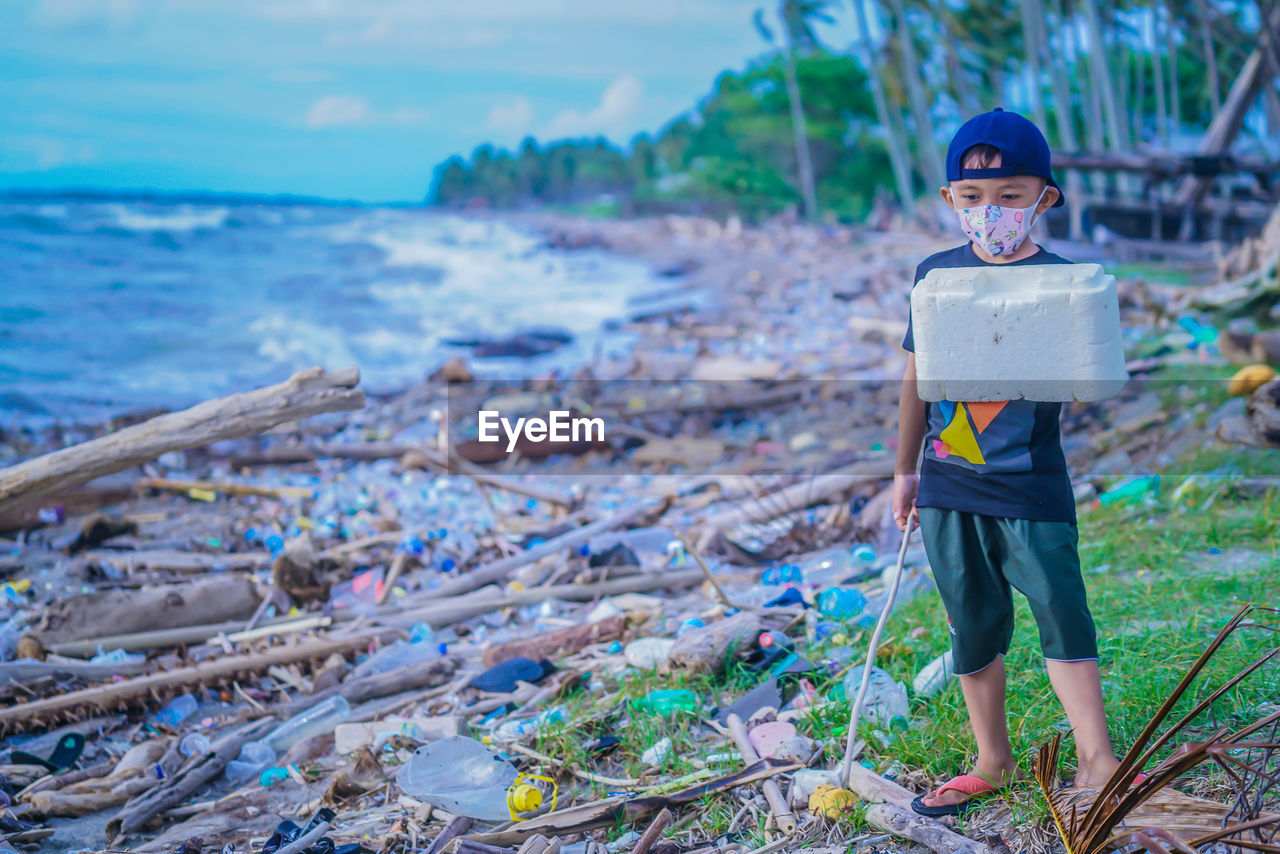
[753,1,832,222]
[852,0,915,215]
[886,0,944,192]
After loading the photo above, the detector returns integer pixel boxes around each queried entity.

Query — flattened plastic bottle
[395,736,519,822]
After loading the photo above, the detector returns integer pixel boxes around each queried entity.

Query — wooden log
[274,656,457,716]
[666,612,761,676]
[843,764,994,854]
[426,816,474,854]
[725,715,796,835]
[0,633,389,734]
[694,462,886,533]
[382,569,705,629]
[31,576,263,645]
[47,611,328,658]
[0,482,134,533]
[0,366,363,514]
[632,808,672,854]
[1175,6,1280,211]
[107,717,275,841]
[134,477,312,501]
[481,616,628,668]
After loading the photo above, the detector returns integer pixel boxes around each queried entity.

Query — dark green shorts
[918,506,1098,675]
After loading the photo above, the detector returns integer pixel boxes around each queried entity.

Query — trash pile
[0,210,1275,854]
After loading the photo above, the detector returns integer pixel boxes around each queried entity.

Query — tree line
[428,1,1273,225]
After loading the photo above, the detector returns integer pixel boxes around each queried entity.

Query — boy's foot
[912,761,1018,815]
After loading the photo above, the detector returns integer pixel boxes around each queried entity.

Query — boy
[894,108,1129,816]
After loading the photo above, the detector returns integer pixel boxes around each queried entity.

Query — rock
[431,357,473,384]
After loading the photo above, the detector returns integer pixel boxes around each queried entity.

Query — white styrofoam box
[911,263,1128,402]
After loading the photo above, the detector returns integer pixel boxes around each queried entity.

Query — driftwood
[383,569,706,630]
[842,764,995,854]
[725,715,796,834]
[23,739,167,817]
[464,758,802,847]
[401,448,573,510]
[427,503,661,599]
[666,612,762,676]
[0,656,149,686]
[426,816,473,854]
[1174,5,1280,213]
[0,366,363,515]
[275,656,457,717]
[32,576,262,645]
[135,477,312,501]
[0,633,389,734]
[481,616,629,668]
[694,462,885,534]
[632,809,673,854]
[107,717,275,841]
[0,481,135,533]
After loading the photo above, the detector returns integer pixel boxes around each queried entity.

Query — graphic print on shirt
[923,398,1036,473]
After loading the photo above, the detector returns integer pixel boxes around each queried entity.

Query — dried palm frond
[1034,604,1280,854]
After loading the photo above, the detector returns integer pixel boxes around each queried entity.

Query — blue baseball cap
[946,107,1065,207]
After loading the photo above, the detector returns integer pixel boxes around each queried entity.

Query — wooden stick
[135,477,313,501]
[426,816,473,854]
[632,808,673,854]
[725,715,796,835]
[401,447,573,510]
[503,742,638,788]
[681,536,750,611]
[378,552,410,605]
[0,366,363,514]
[427,504,658,599]
[0,633,389,732]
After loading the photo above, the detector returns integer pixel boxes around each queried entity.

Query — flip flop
[910,773,999,817]
[9,733,85,773]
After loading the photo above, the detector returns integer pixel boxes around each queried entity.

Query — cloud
[486,98,534,135]
[7,136,99,170]
[304,96,430,129]
[542,75,643,140]
[31,0,141,31]
[305,95,368,128]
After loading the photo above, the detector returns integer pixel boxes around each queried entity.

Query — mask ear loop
[1026,185,1049,229]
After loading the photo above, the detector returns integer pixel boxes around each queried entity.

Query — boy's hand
[892,473,919,531]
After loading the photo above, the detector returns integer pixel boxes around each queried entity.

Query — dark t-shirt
[902,243,1077,523]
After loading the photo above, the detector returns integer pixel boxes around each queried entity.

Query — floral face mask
[953,186,1047,257]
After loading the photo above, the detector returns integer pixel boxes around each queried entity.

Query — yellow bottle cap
[509,784,543,813]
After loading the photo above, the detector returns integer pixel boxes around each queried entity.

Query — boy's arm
[893,353,926,530]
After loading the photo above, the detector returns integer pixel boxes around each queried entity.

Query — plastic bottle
[760,564,802,587]
[624,638,675,670]
[154,694,198,726]
[843,666,909,729]
[263,695,352,755]
[817,587,867,621]
[351,640,441,680]
[633,689,697,717]
[0,626,18,662]
[912,650,956,698]
[226,740,276,783]
[490,706,566,742]
[675,618,705,638]
[179,732,212,757]
[395,736,519,822]
[1097,475,1160,507]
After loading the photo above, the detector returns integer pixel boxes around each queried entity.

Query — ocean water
[0,197,662,426]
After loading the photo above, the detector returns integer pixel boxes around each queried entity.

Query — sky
[0,0,865,203]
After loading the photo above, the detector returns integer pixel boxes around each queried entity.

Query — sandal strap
[934,774,1000,798]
